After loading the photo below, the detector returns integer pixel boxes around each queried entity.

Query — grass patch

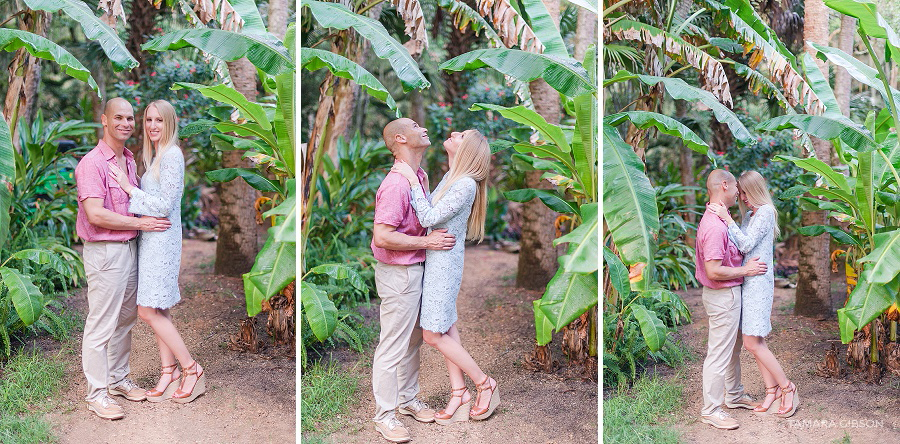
[0,346,70,443]
[604,373,683,444]
[301,359,361,440]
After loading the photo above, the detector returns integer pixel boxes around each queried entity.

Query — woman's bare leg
[424,324,494,412]
[440,325,471,412]
[138,306,202,393]
[743,334,789,408]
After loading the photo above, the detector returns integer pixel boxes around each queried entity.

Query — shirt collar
[97,139,134,162]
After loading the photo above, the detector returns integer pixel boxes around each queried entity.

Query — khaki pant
[701,285,745,416]
[81,241,138,401]
[371,262,425,422]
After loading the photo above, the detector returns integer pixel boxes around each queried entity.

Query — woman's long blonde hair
[432,129,491,243]
[142,100,178,180]
[737,170,780,238]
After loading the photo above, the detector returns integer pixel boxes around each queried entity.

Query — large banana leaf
[607,20,732,106]
[565,0,598,14]
[441,48,596,97]
[306,264,368,293]
[229,0,268,34]
[244,230,296,316]
[629,303,666,352]
[602,124,658,269]
[538,271,598,330]
[858,230,900,283]
[436,0,503,47]
[513,143,576,175]
[874,134,900,184]
[0,112,12,250]
[800,53,847,120]
[0,267,43,326]
[810,42,900,113]
[633,74,753,146]
[773,155,852,193]
[573,90,597,200]
[521,0,568,57]
[470,103,570,151]
[206,168,282,193]
[603,247,630,297]
[505,189,579,214]
[856,149,875,237]
[759,115,876,152]
[173,82,271,129]
[301,48,399,116]
[605,111,709,154]
[303,0,429,91]
[275,28,296,175]
[842,267,893,334]
[301,281,337,341]
[7,249,69,278]
[24,0,137,72]
[533,299,554,346]
[797,225,863,248]
[263,194,296,243]
[143,29,294,76]
[0,29,99,93]
[825,0,900,62]
[554,203,598,273]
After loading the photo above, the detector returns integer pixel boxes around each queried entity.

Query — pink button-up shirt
[695,208,744,289]
[371,168,429,265]
[74,140,140,242]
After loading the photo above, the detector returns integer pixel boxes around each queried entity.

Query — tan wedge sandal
[470,376,500,421]
[435,387,471,425]
[146,364,180,403]
[753,385,781,415]
[172,361,206,404]
[775,381,799,418]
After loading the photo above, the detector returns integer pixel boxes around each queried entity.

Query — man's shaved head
[383,118,414,154]
[707,169,735,193]
[103,97,133,117]
[707,168,738,207]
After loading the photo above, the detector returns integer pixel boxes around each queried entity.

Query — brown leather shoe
[87,394,125,420]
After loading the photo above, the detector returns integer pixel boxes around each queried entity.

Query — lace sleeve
[410,177,476,227]
[726,205,775,253]
[128,148,184,217]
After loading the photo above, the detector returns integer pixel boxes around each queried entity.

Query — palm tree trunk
[835,15,856,117]
[795,0,833,317]
[573,7,596,62]
[215,58,261,276]
[267,0,289,39]
[126,0,160,82]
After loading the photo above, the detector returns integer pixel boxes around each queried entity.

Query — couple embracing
[697,169,799,430]
[75,97,204,420]
[369,118,499,443]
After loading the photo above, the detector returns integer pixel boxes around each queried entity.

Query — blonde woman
[708,170,798,418]
[392,129,500,424]
[108,100,206,403]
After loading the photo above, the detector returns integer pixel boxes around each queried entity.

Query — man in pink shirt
[696,169,767,430]
[74,98,171,420]
[370,118,456,443]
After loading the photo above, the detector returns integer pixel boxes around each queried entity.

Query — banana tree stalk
[891,320,897,342]
[871,320,879,364]
[860,29,900,134]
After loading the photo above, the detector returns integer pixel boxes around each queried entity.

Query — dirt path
[673,286,900,443]
[319,245,598,444]
[48,240,296,444]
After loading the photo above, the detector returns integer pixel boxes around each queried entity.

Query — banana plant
[758,0,900,353]
[149,25,297,317]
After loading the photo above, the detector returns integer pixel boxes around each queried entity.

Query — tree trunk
[573,7,597,62]
[125,0,159,82]
[21,12,49,124]
[795,0,833,317]
[267,0,289,39]
[676,100,696,231]
[409,89,426,128]
[835,15,856,117]
[215,58,261,276]
[439,2,477,102]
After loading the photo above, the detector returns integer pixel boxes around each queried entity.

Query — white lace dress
[409,176,477,333]
[128,146,184,309]
[727,204,776,337]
